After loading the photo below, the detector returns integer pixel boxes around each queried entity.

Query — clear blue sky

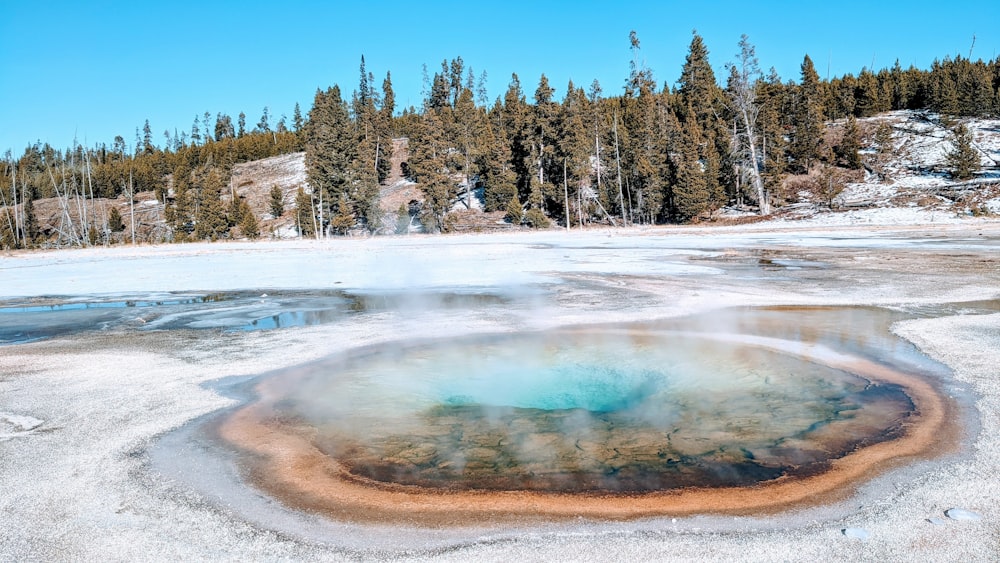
[2,0,997,156]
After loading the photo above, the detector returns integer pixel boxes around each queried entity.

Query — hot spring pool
[215,306,956,523]
[279,329,912,492]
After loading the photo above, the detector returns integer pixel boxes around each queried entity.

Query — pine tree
[824,75,854,120]
[382,71,396,121]
[525,74,560,217]
[169,162,195,237]
[653,95,682,222]
[395,203,411,234]
[292,103,303,133]
[959,59,994,117]
[191,116,202,145]
[408,110,453,232]
[204,111,213,140]
[142,119,154,154]
[452,86,488,210]
[238,112,247,137]
[817,148,847,209]
[330,192,355,234]
[501,73,533,205]
[837,115,863,169]
[0,209,16,249]
[677,32,721,125]
[789,55,825,172]
[556,80,596,225]
[256,107,270,133]
[671,112,711,220]
[23,195,39,246]
[480,99,519,211]
[427,61,451,111]
[616,32,655,223]
[889,60,915,110]
[194,168,228,240]
[869,121,894,181]
[945,123,980,180]
[304,85,357,234]
[523,207,550,229]
[227,195,247,227]
[855,69,886,117]
[239,203,260,239]
[351,58,389,231]
[294,187,315,237]
[108,206,125,232]
[505,193,523,224]
[676,31,727,211]
[215,114,235,140]
[929,58,960,115]
[269,185,285,218]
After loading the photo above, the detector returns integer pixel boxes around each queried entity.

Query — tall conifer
[946,123,981,180]
[790,55,825,172]
[408,110,453,231]
[305,85,357,234]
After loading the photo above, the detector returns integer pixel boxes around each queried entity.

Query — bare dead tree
[127,170,136,245]
[725,35,770,215]
[9,161,24,247]
[70,154,88,245]
[315,184,323,239]
[49,166,82,247]
[84,147,106,246]
[563,159,570,231]
[0,164,17,245]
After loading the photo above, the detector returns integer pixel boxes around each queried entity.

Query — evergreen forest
[3,32,1000,249]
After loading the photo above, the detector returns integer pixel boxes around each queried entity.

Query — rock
[842,527,870,541]
[945,508,983,521]
[396,444,438,466]
[0,413,44,431]
[926,517,947,525]
[0,413,44,441]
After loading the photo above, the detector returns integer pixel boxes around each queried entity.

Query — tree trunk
[315,187,323,240]
[128,170,136,245]
[50,166,80,247]
[0,169,16,245]
[11,164,23,247]
[740,106,769,215]
[563,159,570,231]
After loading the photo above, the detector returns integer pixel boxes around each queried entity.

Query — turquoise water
[274,307,939,492]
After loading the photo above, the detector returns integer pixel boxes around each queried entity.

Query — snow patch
[986,198,1000,215]
[842,527,870,541]
[775,206,969,227]
[0,412,44,441]
[945,508,983,521]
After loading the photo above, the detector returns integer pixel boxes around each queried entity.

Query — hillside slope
[11,111,1000,246]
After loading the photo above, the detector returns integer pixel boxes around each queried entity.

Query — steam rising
[269,311,921,493]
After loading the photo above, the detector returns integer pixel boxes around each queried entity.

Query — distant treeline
[2,32,998,247]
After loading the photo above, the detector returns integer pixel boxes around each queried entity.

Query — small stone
[842,527,870,541]
[945,508,982,521]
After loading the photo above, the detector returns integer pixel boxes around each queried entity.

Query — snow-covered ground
[1,215,1000,561]
[828,111,1000,216]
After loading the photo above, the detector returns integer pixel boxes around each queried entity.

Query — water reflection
[0,289,515,344]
